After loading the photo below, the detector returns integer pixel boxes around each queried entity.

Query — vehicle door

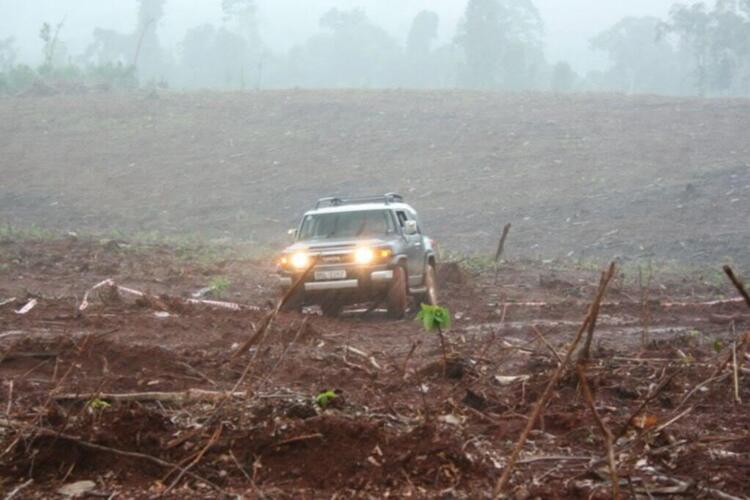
[395,209,425,287]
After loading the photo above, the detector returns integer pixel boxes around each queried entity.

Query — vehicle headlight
[290,252,310,270]
[354,247,375,265]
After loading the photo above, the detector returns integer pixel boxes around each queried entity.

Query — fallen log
[0,351,58,363]
[53,389,246,404]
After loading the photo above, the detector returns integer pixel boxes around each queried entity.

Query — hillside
[1,90,749,265]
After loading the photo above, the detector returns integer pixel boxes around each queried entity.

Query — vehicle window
[397,210,421,234]
[396,211,408,227]
[298,210,394,240]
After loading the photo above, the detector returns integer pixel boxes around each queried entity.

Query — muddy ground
[1,91,749,266]
[1,236,749,498]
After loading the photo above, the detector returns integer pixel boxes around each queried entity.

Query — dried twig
[272,433,323,447]
[1,423,226,495]
[577,364,621,499]
[723,266,750,308]
[616,368,682,439]
[493,262,616,497]
[53,389,245,404]
[163,424,223,496]
[3,478,33,500]
[232,263,315,359]
[494,223,512,284]
[530,325,562,365]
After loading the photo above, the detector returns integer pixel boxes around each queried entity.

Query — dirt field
[1,91,749,266]
[1,236,749,498]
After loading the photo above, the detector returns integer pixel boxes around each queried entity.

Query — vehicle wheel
[279,288,304,313]
[320,299,343,318]
[386,266,408,319]
[421,264,439,306]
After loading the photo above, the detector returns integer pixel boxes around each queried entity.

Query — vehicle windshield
[298,210,395,240]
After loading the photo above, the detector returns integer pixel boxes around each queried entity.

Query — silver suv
[276,193,438,318]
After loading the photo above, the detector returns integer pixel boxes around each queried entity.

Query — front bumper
[278,268,394,292]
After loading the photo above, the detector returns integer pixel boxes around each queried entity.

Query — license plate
[315,270,347,281]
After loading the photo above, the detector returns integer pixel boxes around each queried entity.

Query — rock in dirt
[58,480,96,497]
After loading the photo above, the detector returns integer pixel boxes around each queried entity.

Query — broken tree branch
[231,262,315,359]
[577,364,621,500]
[493,262,616,498]
[53,389,246,404]
[723,266,750,309]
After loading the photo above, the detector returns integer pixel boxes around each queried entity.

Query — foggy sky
[2,0,677,73]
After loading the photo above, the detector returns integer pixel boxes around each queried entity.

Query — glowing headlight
[354,247,375,265]
[291,252,310,270]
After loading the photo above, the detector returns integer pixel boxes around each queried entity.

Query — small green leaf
[713,338,723,353]
[315,390,337,409]
[87,398,111,410]
[415,304,451,332]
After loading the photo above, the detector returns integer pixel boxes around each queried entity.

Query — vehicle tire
[320,299,343,318]
[420,264,439,306]
[279,288,304,313]
[386,266,408,319]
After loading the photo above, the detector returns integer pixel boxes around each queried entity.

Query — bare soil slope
[1,91,749,264]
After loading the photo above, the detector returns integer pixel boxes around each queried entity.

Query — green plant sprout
[86,398,111,410]
[315,390,337,409]
[209,276,231,298]
[416,304,452,373]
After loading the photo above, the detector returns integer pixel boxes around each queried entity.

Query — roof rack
[314,193,404,209]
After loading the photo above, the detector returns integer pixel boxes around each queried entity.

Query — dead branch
[576,270,607,362]
[163,424,223,496]
[3,479,33,500]
[616,368,682,439]
[53,389,246,404]
[494,223,512,263]
[494,223,512,284]
[258,317,308,386]
[723,266,750,308]
[272,433,324,447]
[576,364,621,500]
[530,325,563,365]
[493,262,616,498]
[0,423,226,495]
[732,341,741,404]
[177,362,217,387]
[0,352,58,363]
[402,340,421,379]
[231,263,315,359]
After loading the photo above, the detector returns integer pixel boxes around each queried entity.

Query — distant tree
[405,10,440,87]
[456,0,505,88]
[285,8,401,88]
[179,24,249,88]
[85,28,133,66]
[456,0,545,89]
[220,0,262,88]
[407,10,439,58]
[663,1,750,95]
[0,37,16,70]
[550,61,576,92]
[591,16,684,94]
[134,0,168,81]
[500,0,545,89]
[222,0,261,47]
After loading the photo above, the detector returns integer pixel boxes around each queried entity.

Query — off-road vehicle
[276,193,438,318]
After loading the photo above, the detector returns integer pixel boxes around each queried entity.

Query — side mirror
[404,220,418,235]
[287,228,297,239]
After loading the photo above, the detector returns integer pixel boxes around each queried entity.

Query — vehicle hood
[282,237,392,254]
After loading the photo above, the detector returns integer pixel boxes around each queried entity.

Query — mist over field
[2,0,749,95]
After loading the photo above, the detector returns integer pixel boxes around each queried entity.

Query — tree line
[1,0,749,97]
